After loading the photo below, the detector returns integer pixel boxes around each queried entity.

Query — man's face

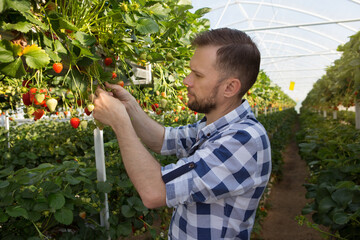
[183,46,223,114]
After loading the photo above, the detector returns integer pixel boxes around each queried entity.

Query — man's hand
[93,86,128,128]
[103,82,135,109]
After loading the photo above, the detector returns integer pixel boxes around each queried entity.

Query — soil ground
[257,118,325,240]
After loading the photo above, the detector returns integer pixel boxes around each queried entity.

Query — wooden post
[94,128,110,229]
[333,111,337,120]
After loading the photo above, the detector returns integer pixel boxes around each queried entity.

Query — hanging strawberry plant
[0,0,211,124]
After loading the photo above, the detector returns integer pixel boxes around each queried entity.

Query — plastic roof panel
[191,0,360,106]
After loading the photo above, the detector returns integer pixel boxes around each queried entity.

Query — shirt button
[206,133,210,137]
[189,163,195,168]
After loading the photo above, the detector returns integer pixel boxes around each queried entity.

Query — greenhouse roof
[191,0,360,106]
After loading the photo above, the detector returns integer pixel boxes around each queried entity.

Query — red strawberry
[70,117,80,128]
[84,108,91,116]
[22,80,31,88]
[22,92,31,106]
[117,80,124,87]
[111,72,117,79]
[34,109,45,120]
[53,63,63,73]
[104,57,112,66]
[29,88,37,103]
[79,211,86,219]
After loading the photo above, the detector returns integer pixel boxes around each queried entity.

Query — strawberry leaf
[0,0,30,13]
[0,57,26,78]
[136,18,159,34]
[2,21,33,33]
[22,44,50,69]
[0,40,14,63]
[74,31,96,47]
[49,192,66,210]
[54,208,73,225]
[6,206,28,219]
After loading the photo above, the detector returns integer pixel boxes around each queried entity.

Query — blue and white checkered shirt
[160,99,271,240]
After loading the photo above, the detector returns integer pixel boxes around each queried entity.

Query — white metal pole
[323,110,327,118]
[94,128,110,229]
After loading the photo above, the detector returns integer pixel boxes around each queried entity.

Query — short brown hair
[192,28,261,97]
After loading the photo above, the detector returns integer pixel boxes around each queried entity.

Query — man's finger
[89,94,95,102]
[105,82,122,90]
[95,85,106,96]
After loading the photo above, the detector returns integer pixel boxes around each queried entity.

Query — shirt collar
[197,99,254,139]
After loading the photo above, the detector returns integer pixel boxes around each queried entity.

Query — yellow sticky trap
[289,81,295,91]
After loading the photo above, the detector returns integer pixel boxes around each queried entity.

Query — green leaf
[65,174,81,185]
[74,32,96,47]
[54,208,73,225]
[0,210,9,223]
[1,0,31,12]
[59,17,78,32]
[333,212,349,225]
[195,7,212,16]
[22,11,47,30]
[0,180,9,188]
[0,57,26,78]
[0,40,15,63]
[318,196,337,213]
[23,44,50,69]
[49,192,66,210]
[349,58,360,67]
[2,21,33,33]
[28,211,41,222]
[302,202,315,215]
[331,188,353,207]
[121,205,135,218]
[97,181,112,193]
[148,3,171,19]
[136,18,159,34]
[6,206,28,219]
[117,221,132,236]
[67,69,88,93]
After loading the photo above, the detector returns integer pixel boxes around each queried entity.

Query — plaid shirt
[160,100,271,240]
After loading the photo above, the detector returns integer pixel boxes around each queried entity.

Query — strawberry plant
[297,110,360,239]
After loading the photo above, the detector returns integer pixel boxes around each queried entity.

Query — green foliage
[302,30,360,110]
[297,110,360,240]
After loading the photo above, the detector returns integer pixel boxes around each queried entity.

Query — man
[93,28,271,240]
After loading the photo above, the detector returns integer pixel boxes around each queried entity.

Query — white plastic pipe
[94,128,109,229]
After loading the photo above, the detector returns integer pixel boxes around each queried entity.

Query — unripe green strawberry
[46,98,58,112]
[87,104,95,112]
[160,99,167,108]
[79,120,88,130]
[35,94,45,104]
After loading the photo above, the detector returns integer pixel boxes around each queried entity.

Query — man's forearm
[112,113,167,209]
[126,100,165,153]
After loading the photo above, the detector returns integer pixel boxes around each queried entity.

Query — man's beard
[187,87,218,114]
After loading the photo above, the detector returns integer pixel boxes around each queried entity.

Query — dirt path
[258,118,324,240]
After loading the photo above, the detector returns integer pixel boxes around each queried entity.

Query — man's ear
[224,78,241,98]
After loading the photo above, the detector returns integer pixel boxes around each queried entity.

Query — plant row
[0,107,295,239]
[297,110,360,240]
